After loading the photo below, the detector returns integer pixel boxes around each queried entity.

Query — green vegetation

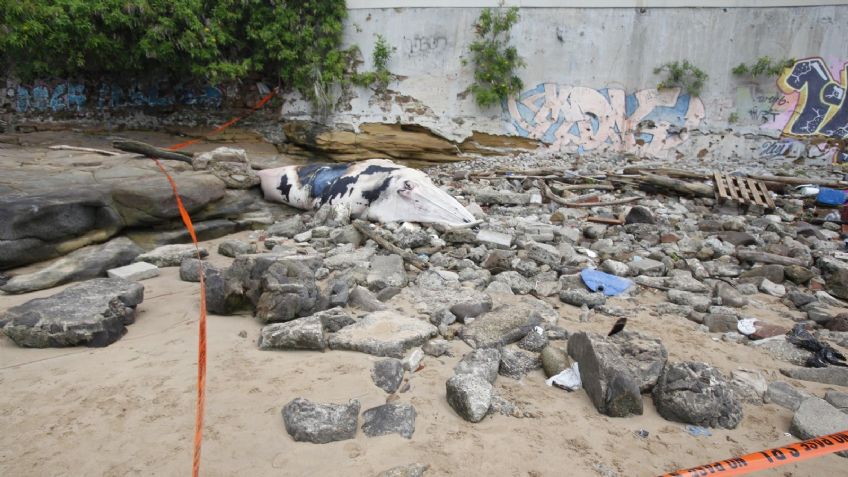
[728,112,739,124]
[352,34,395,92]
[732,56,796,79]
[654,61,708,97]
[0,0,353,107]
[467,6,525,107]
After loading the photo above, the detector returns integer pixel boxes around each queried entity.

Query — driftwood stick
[618,173,714,198]
[48,145,121,156]
[736,249,810,267]
[352,220,429,270]
[551,182,615,191]
[541,180,639,208]
[112,140,194,163]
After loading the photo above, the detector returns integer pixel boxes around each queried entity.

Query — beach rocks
[454,348,501,384]
[460,306,543,349]
[367,254,407,291]
[258,315,326,350]
[541,345,570,378]
[559,289,606,308]
[446,374,493,423]
[790,398,848,457]
[652,362,742,429]
[765,381,811,411]
[217,239,255,257]
[2,278,144,347]
[779,367,848,387]
[498,345,542,380]
[376,463,430,477]
[328,311,437,358]
[281,398,360,444]
[361,403,416,439]
[0,237,143,294]
[136,244,208,267]
[371,358,405,393]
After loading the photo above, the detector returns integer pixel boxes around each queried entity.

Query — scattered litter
[824,211,842,222]
[794,184,820,196]
[786,324,847,368]
[545,362,582,391]
[635,429,649,439]
[577,248,598,259]
[580,268,633,296]
[816,187,847,206]
[685,425,712,437]
[736,318,757,336]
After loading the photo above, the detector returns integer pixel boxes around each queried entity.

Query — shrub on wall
[0,0,352,106]
[654,61,708,97]
[466,6,525,108]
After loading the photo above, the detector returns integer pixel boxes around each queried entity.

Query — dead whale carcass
[257,159,475,226]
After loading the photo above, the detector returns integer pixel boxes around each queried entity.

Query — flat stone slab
[328,311,437,358]
[107,261,160,281]
[790,398,848,457]
[136,244,208,267]
[2,278,144,347]
[281,398,360,444]
[780,367,848,387]
[361,403,416,439]
[460,305,543,348]
[258,316,326,351]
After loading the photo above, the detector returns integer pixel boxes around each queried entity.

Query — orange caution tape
[657,430,848,477]
[146,89,275,476]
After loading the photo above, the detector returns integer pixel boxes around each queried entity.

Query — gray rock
[667,289,711,312]
[625,206,655,225]
[315,307,355,333]
[371,358,405,393]
[349,285,387,312]
[258,316,325,350]
[449,296,493,321]
[702,260,743,278]
[826,268,848,300]
[328,311,437,358]
[824,390,848,412]
[600,259,631,277]
[567,332,644,417]
[526,241,562,266]
[217,239,255,257]
[759,278,786,297]
[281,398,360,444]
[493,271,532,294]
[454,348,501,384]
[446,374,493,423]
[703,313,738,333]
[541,345,571,378]
[268,216,306,238]
[765,381,811,411]
[98,251,159,283]
[713,282,748,308]
[652,362,742,429]
[376,463,430,477]
[2,278,144,347]
[179,258,215,282]
[559,289,606,308]
[376,286,402,302]
[476,229,513,249]
[136,244,208,267]
[730,369,767,404]
[499,345,542,380]
[518,327,548,352]
[629,258,666,277]
[329,280,350,308]
[361,403,416,439]
[255,260,320,323]
[790,398,848,457]
[402,348,425,372]
[740,264,785,284]
[786,290,816,308]
[780,367,848,387]
[423,339,450,357]
[1,237,143,294]
[749,336,813,366]
[460,306,543,349]
[367,254,407,291]
[785,265,815,285]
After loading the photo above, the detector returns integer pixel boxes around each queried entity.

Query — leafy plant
[732,56,795,79]
[352,34,395,92]
[654,60,708,97]
[728,112,739,124]
[467,5,525,107]
[0,0,354,108]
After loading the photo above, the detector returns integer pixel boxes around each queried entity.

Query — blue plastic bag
[816,188,847,206]
[580,268,633,296]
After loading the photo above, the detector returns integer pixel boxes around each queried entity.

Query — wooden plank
[714,172,728,200]
[587,216,624,225]
[725,174,740,202]
[757,180,775,208]
[735,176,751,203]
[746,178,764,206]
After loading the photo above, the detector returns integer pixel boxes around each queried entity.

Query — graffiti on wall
[759,57,848,163]
[13,81,223,113]
[404,35,448,57]
[505,83,705,157]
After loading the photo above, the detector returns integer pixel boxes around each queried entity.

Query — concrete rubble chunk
[652,361,742,429]
[824,390,848,412]
[376,463,430,477]
[179,258,215,282]
[2,278,144,348]
[476,229,513,249]
[460,306,543,349]
[498,345,542,380]
[349,285,388,312]
[107,261,160,281]
[765,381,811,411]
[780,367,848,387]
[217,239,256,257]
[361,403,416,439]
[367,254,407,291]
[328,311,437,358]
[446,374,493,423]
[281,398,360,444]
[371,358,405,393]
[258,315,325,351]
[790,398,848,457]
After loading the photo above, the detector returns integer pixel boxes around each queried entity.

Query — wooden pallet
[714,173,775,208]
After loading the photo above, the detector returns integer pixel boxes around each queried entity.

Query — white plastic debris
[545,362,582,391]
[737,318,757,336]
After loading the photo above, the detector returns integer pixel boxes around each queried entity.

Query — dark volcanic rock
[652,362,742,429]
[281,398,360,444]
[361,403,416,439]
[2,278,144,347]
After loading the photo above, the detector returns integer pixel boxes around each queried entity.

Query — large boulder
[566,332,650,417]
[111,173,226,226]
[328,311,437,358]
[281,398,360,444]
[2,278,144,347]
[652,362,742,429]
[255,259,320,323]
[0,237,142,294]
